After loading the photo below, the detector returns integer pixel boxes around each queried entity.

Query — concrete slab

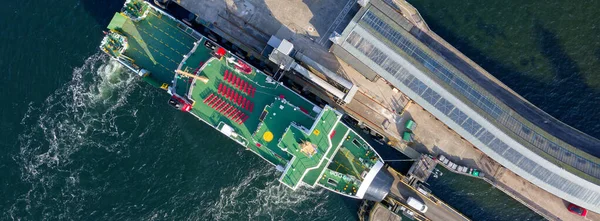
[369,203,401,221]
[181,0,358,61]
[498,169,600,221]
[330,35,596,220]
[338,57,594,220]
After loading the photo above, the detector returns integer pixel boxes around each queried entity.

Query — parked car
[567,203,587,217]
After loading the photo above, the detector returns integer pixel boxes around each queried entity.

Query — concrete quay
[387,167,469,221]
[170,0,598,220]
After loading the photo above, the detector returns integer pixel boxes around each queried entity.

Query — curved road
[410,27,600,157]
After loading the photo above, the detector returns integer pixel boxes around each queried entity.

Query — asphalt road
[387,169,469,221]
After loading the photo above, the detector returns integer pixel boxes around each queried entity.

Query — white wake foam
[10,53,139,220]
[199,166,332,221]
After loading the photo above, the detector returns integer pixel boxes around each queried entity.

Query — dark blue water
[0,0,596,220]
[427,166,544,221]
[0,0,358,220]
[410,0,600,138]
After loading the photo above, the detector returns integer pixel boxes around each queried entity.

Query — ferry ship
[100,0,392,201]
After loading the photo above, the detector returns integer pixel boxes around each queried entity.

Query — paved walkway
[335,47,598,221]
[400,102,597,221]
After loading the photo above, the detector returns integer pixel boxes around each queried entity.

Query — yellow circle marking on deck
[313,129,320,136]
[263,131,274,142]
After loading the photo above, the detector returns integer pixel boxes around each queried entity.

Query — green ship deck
[101,0,385,198]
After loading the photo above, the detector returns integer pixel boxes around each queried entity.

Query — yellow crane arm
[175,70,209,84]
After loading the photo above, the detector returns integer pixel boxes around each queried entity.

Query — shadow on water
[411,5,600,139]
[80,0,126,27]
[533,21,585,91]
[474,17,506,39]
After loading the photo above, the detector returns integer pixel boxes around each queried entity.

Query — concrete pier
[169,0,599,220]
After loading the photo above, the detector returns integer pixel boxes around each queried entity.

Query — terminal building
[330,0,600,212]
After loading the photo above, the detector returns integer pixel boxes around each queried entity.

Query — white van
[406,197,428,213]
